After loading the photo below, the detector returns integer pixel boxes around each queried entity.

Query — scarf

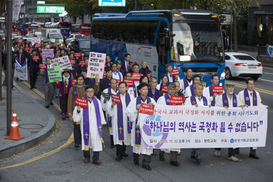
[209,85,216,106]
[190,95,208,106]
[222,93,237,107]
[244,89,257,106]
[148,87,160,102]
[183,77,189,89]
[61,74,72,97]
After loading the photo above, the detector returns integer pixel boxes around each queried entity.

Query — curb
[0,74,56,159]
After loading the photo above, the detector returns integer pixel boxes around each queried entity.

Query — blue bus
[44,22,72,40]
[90,10,225,86]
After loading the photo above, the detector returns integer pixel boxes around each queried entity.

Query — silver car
[65,33,85,45]
[225,52,263,80]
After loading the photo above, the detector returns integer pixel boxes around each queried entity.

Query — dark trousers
[110,135,114,147]
[59,94,68,114]
[215,148,235,157]
[83,150,99,161]
[116,143,126,157]
[170,151,178,162]
[30,70,38,88]
[133,153,151,165]
[74,123,81,145]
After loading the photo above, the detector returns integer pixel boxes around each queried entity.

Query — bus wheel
[225,68,233,80]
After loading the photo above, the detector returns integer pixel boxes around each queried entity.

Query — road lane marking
[0,81,74,170]
[263,72,273,75]
[233,82,273,95]
[258,78,273,83]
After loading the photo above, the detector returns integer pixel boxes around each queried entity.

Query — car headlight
[220,70,225,80]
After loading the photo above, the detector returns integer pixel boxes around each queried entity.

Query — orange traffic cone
[5,110,25,140]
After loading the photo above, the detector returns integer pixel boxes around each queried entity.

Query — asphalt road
[0,68,272,182]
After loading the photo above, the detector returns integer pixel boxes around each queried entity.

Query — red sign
[33,56,39,61]
[12,28,18,34]
[39,63,47,70]
[139,103,155,115]
[46,45,50,49]
[72,79,77,87]
[35,44,41,48]
[24,47,30,52]
[78,60,84,67]
[123,79,134,87]
[74,52,81,58]
[70,59,76,65]
[75,97,88,109]
[116,79,121,84]
[111,94,121,105]
[17,39,23,43]
[212,86,224,94]
[129,62,136,69]
[103,70,106,78]
[132,73,142,82]
[172,68,179,76]
[170,96,185,105]
[161,85,167,94]
[147,72,152,79]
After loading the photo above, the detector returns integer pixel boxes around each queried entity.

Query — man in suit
[117,61,126,76]
[122,53,131,72]
[100,69,112,92]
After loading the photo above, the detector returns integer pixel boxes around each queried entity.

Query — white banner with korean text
[139,105,268,149]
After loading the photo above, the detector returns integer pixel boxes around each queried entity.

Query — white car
[225,52,263,80]
[65,33,86,45]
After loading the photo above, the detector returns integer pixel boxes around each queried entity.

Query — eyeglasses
[86,91,94,93]
[77,79,84,81]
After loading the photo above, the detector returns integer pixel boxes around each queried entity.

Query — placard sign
[87,52,106,78]
[47,66,62,82]
[42,49,54,63]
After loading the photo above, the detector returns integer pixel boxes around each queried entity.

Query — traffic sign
[37,1,45,4]
[0,16,5,23]
[37,6,65,13]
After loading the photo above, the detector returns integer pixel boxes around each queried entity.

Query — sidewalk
[0,73,55,159]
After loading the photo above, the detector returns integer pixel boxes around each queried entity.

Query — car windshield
[233,55,255,61]
[172,22,224,62]
[79,40,90,49]
[75,35,83,39]
[50,33,63,39]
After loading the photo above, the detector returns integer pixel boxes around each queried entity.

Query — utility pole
[6,0,12,135]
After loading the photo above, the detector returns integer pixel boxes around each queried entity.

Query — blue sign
[266,44,273,57]
[98,0,126,6]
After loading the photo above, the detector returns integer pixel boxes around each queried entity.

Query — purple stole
[82,96,103,151]
[139,68,148,75]
[164,94,171,105]
[107,87,113,130]
[61,75,72,97]
[122,60,131,72]
[209,85,216,106]
[148,88,160,102]
[244,89,257,106]
[190,95,208,106]
[29,55,39,71]
[135,96,151,147]
[117,92,131,141]
[112,71,122,81]
[105,78,110,88]
[72,86,86,101]
[175,92,182,96]
[165,73,176,84]
[222,93,237,107]
[183,77,189,89]
[189,85,195,96]
[45,66,49,84]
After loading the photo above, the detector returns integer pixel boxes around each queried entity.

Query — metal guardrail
[258,46,267,56]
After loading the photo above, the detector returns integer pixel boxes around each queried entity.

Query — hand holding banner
[132,73,142,81]
[139,103,155,115]
[75,97,88,109]
[33,56,39,61]
[39,63,46,70]
[161,85,167,93]
[147,72,152,79]
[111,94,121,105]
[74,52,81,58]
[172,68,179,76]
[102,92,111,100]
[212,86,224,94]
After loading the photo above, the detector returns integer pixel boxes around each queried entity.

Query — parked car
[225,52,263,80]
[65,33,86,45]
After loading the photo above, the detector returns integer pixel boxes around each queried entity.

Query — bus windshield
[172,22,223,62]
[72,25,80,32]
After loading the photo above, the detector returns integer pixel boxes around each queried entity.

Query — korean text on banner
[212,86,224,94]
[75,97,88,109]
[139,105,268,149]
[58,56,72,71]
[14,61,28,81]
[42,49,54,63]
[48,66,62,82]
[171,68,179,76]
[111,94,121,105]
[12,0,22,22]
[31,37,41,45]
[87,52,106,78]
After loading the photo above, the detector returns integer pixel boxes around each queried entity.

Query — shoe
[134,159,139,165]
[228,156,239,162]
[142,164,152,171]
[214,150,221,157]
[92,160,102,165]
[74,143,80,148]
[235,148,240,154]
[170,161,180,166]
[122,153,128,157]
[30,87,34,90]
[84,157,90,163]
[195,154,201,164]
[65,112,69,118]
[196,158,201,164]
[55,96,59,98]
[50,102,54,105]
[115,156,123,161]
[62,113,66,120]
[110,145,115,149]
[249,153,260,159]
[159,152,165,161]
[45,105,50,108]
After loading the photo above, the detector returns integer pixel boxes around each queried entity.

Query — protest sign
[78,60,84,67]
[14,61,28,81]
[132,73,142,82]
[58,56,72,71]
[139,105,268,149]
[33,56,39,61]
[87,52,106,78]
[35,44,41,48]
[170,96,184,105]
[47,66,62,82]
[72,79,77,87]
[212,86,224,94]
[75,97,88,109]
[139,103,155,115]
[102,92,111,100]
[74,52,81,58]
[129,62,136,69]
[111,94,121,105]
[123,79,134,87]
[70,59,76,65]
[50,58,59,68]
[39,63,47,70]
[31,37,41,45]
[161,85,167,93]
[171,68,179,76]
[42,49,54,63]
[147,72,152,79]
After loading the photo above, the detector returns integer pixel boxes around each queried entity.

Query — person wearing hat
[125,83,156,171]
[57,68,74,119]
[117,60,125,76]
[29,49,41,89]
[214,81,246,162]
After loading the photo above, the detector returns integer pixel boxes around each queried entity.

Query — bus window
[72,24,80,33]
[157,21,167,66]
[59,22,71,28]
